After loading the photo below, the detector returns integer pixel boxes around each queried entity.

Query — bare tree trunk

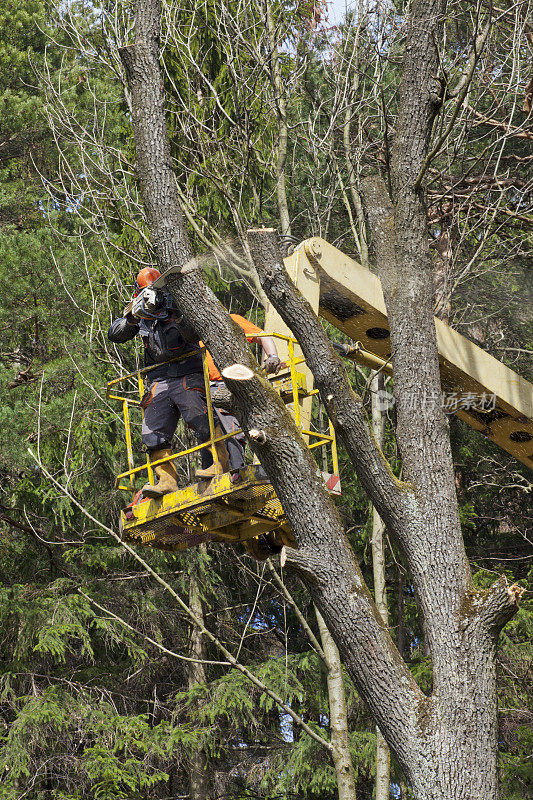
[343,0,368,267]
[315,608,357,800]
[265,0,291,237]
[188,572,211,800]
[370,372,390,800]
[397,564,405,660]
[432,227,453,322]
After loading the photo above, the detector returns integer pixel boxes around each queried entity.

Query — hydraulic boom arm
[265,238,533,471]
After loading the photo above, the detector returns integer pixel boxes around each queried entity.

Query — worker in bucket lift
[203,315,282,481]
[108,267,232,498]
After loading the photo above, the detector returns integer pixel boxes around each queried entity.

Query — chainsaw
[123,286,168,321]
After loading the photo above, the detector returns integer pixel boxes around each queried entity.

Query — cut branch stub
[475,576,525,635]
[221,364,255,381]
[211,385,235,412]
[249,428,267,444]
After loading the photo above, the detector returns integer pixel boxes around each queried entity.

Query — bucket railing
[107,333,339,499]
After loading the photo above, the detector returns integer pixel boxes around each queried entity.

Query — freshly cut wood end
[249,428,267,443]
[222,364,255,381]
[508,583,525,605]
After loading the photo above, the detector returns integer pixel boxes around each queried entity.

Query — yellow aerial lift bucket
[107,334,340,559]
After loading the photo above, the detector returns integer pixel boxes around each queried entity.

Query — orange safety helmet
[134,267,161,295]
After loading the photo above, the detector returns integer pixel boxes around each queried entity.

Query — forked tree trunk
[119,3,523,798]
[360,1,518,793]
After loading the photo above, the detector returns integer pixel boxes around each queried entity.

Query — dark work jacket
[108,302,203,382]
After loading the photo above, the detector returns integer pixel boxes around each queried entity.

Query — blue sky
[326,0,353,24]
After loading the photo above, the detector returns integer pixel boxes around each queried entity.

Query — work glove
[125,311,139,325]
[263,354,282,375]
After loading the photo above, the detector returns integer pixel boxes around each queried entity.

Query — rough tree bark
[119,2,523,798]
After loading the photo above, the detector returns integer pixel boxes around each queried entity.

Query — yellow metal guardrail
[107,333,339,499]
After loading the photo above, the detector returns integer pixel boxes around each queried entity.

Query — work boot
[196,426,230,479]
[142,448,178,498]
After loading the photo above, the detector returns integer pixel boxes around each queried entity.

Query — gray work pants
[208,380,246,471]
[141,374,217,454]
